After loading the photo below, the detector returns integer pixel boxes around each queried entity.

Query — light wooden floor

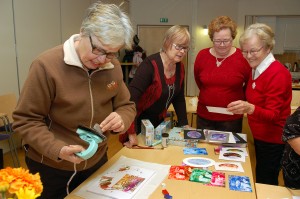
[3,114,284,186]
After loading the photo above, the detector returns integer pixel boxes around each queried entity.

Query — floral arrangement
[0,167,43,199]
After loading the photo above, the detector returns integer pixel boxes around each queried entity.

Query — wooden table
[256,183,300,198]
[66,133,257,199]
[121,62,137,85]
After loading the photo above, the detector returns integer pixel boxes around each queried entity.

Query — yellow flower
[0,181,10,192]
[15,187,41,199]
[0,167,43,199]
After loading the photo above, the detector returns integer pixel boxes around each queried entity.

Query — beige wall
[130,0,300,96]
[1,0,300,97]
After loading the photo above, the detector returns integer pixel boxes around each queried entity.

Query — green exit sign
[160,18,168,23]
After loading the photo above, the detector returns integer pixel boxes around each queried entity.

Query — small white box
[141,119,154,146]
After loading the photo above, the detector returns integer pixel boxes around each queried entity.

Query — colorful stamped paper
[229,175,252,192]
[183,147,208,155]
[189,168,212,184]
[168,165,193,180]
[208,171,225,187]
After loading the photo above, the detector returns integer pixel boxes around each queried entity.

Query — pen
[151,140,162,147]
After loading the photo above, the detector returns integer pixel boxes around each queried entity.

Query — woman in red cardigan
[227,23,292,185]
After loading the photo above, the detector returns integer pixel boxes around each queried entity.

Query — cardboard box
[154,120,171,140]
[141,119,154,146]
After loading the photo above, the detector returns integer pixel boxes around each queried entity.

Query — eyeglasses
[172,43,190,52]
[241,46,264,56]
[89,35,119,59]
[212,39,232,46]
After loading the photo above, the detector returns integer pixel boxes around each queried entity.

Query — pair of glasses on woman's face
[173,43,190,52]
[241,46,264,56]
[212,39,232,46]
[89,35,119,59]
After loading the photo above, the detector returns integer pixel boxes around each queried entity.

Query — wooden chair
[0,93,20,167]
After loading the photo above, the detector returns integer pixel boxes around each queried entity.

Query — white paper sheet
[206,106,233,115]
[72,156,170,199]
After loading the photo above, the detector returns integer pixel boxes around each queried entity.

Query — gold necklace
[215,56,228,67]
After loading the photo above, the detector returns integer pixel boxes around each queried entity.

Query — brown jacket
[13,43,136,171]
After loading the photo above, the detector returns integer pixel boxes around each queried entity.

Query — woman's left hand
[100,112,125,133]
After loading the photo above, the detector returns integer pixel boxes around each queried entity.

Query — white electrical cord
[66,163,77,195]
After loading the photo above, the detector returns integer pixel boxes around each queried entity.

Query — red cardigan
[247,60,292,144]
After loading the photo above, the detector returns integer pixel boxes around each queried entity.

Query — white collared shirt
[252,53,275,80]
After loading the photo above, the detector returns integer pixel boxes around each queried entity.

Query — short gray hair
[239,23,275,50]
[80,1,134,50]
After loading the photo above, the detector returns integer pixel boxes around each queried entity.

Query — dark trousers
[196,115,243,133]
[25,154,108,199]
[0,148,3,169]
[254,139,285,185]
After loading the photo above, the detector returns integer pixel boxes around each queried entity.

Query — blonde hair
[80,1,134,49]
[239,23,275,50]
[161,25,190,52]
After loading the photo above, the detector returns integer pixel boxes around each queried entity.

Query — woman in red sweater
[227,23,292,185]
[194,16,251,133]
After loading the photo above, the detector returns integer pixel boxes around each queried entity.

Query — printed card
[219,150,246,162]
[207,130,229,143]
[221,147,248,156]
[183,129,206,140]
[214,162,244,172]
[208,171,225,187]
[168,165,193,180]
[229,175,252,192]
[189,168,212,184]
[183,147,208,155]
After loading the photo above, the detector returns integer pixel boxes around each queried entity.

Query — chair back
[0,93,17,125]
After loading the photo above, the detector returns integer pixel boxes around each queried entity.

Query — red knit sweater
[246,60,292,144]
[194,48,251,121]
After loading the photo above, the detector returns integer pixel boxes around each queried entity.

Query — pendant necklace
[165,83,175,109]
[215,56,228,67]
